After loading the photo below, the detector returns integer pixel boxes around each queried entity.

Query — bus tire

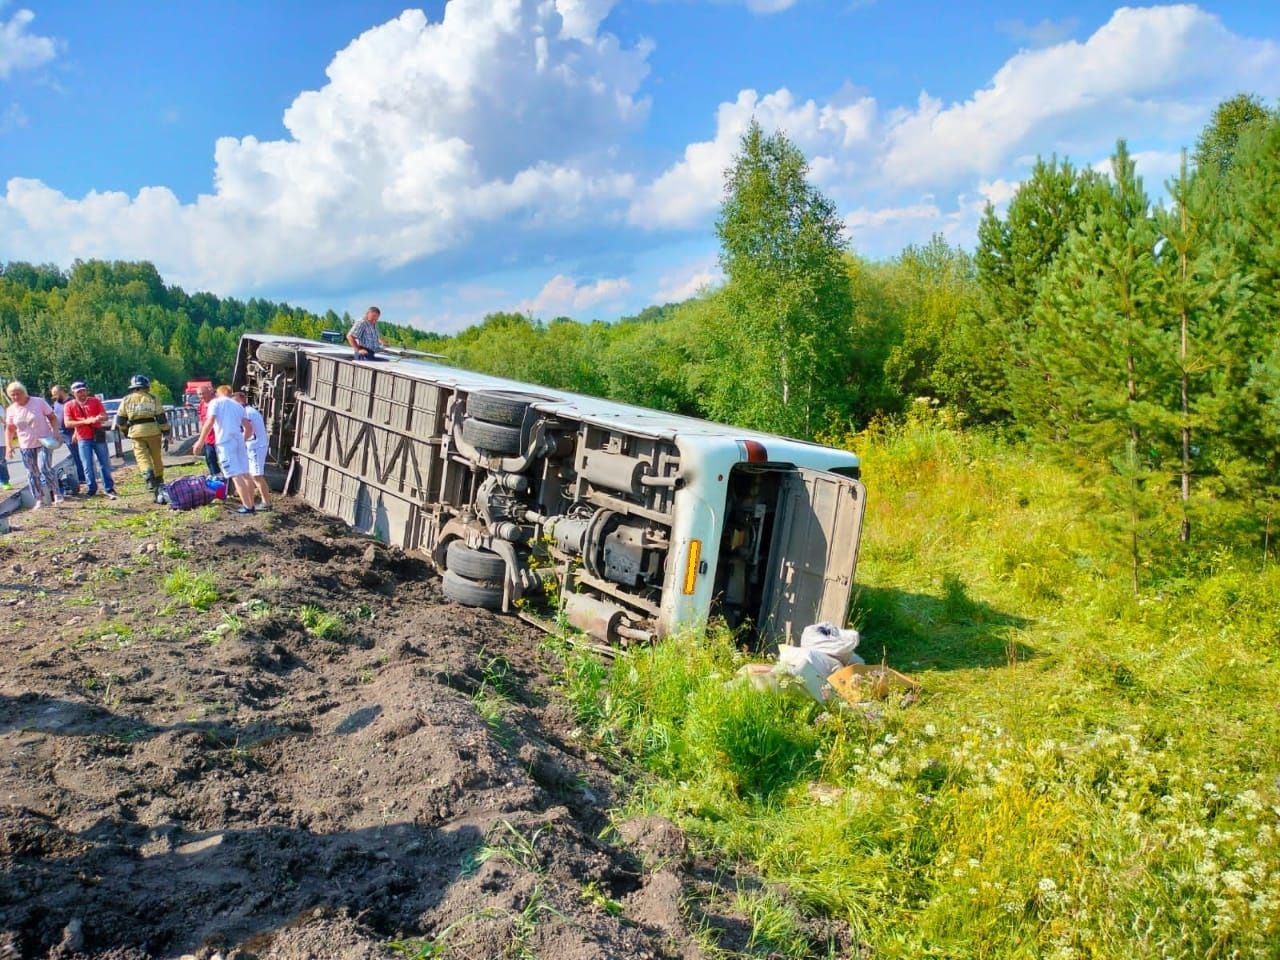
[461,417,522,455]
[257,342,301,368]
[466,391,535,427]
[442,570,503,609]
[446,540,507,582]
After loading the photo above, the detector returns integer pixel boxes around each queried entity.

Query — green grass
[163,565,221,611]
[204,612,243,644]
[158,536,189,559]
[297,604,346,640]
[561,419,1280,959]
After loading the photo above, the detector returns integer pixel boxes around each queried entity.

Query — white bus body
[233,335,867,645]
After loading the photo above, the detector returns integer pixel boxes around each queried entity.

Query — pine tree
[1211,116,1280,553]
[965,157,1107,420]
[1153,152,1242,543]
[1014,142,1169,592]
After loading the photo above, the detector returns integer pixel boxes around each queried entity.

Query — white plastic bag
[800,622,861,666]
[776,644,841,701]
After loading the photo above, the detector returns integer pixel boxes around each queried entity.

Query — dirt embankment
[0,480,782,960]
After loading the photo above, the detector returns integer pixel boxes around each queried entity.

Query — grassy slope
[561,419,1280,958]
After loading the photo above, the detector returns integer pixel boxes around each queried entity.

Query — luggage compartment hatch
[758,469,866,645]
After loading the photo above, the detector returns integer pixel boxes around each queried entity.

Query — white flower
[1219,871,1249,895]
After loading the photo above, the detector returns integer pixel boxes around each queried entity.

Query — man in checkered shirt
[346,306,387,360]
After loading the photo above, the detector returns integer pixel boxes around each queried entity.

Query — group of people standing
[3,379,118,509]
[194,383,271,515]
[2,375,271,515]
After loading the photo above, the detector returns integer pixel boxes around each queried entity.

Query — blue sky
[2,0,1278,331]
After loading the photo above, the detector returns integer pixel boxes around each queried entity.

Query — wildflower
[1220,870,1250,896]
[1235,789,1261,811]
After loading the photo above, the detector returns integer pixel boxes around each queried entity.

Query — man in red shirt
[196,382,220,477]
[63,381,117,499]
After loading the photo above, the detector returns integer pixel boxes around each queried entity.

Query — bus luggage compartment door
[758,469,866,645]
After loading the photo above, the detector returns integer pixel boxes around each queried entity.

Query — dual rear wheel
[441,540,505,610]
[445,391,541,607]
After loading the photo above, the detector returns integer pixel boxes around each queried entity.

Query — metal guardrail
[167,406,200,441]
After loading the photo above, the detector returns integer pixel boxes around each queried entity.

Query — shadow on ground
[0,808,481,957]
[852,581,1035,670]
[0,692,311,745]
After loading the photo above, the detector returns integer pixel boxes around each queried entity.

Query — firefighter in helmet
[114,375,170,491]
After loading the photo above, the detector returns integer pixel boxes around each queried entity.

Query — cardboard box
[828,663,919,703]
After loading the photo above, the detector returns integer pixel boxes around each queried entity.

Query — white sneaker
[32,500,43,511]
[53,496,65,505]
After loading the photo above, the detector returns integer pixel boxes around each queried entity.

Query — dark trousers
[62,430,86,483]
[204,441,221,477]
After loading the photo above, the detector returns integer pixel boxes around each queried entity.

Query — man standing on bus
[346,306,386,360]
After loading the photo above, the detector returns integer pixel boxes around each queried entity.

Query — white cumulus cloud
[4,2,1279,300]
[518,273,631,316]
[881,4,1280,187]
[0,0,646,292]
[0,6,55,79]
[629,86,875,229]
[632,4,1280,256]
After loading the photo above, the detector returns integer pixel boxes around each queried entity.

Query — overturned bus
[233,335,867,646]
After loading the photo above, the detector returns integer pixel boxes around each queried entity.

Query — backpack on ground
[55,464,81,497]
[163,475,222,511]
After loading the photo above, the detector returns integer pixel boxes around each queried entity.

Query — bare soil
[0,467,801,959]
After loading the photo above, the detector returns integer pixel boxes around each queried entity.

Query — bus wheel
[461,417,522,455]
[442,570,503,609]
[465,391,535,427]
[446,540,507,581]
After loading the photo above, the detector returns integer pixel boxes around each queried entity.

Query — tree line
[0,261,441,401]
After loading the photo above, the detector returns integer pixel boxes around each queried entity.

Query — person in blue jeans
[64,382,117,500]
[49,384,86,488]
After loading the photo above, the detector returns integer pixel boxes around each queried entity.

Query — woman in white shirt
[193,385,259,515]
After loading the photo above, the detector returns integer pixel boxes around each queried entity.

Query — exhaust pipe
[562,592,650,645]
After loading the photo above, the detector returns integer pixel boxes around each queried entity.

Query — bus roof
[250,335,859,467]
